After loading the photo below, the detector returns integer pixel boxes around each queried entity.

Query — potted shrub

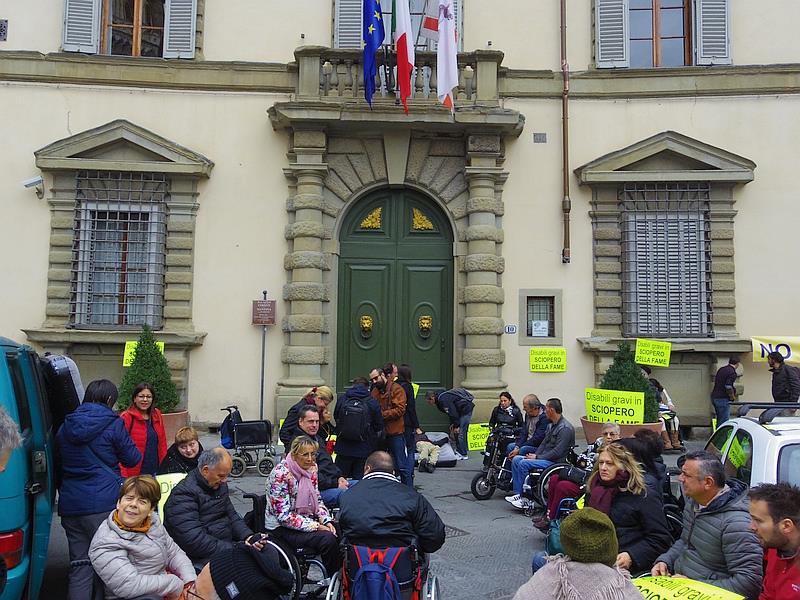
[580,342,662,442]
[118,325,188,441]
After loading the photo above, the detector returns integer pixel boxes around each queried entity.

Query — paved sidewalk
[41,433,705,600]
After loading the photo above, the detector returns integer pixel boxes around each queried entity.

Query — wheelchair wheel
[423,574,440,600]
[470,472,496,500]
[664,504,683,541]
[324,571,342,600]
[266,538,302,600]
[535,462,573,507]
[257,457,275,477]
[230,455,247,478]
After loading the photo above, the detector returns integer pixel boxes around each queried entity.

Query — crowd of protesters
[2,356,798,600]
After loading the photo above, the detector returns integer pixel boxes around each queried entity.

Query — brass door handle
[359,315,374,338]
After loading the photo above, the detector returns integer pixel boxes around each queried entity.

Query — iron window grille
[620,182,712,338]
[70,171,168,329]
[526,297,556,337]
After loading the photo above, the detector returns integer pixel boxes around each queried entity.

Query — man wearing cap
[514,508,642,600]
[194,542,294,600]
[507,394,549,457]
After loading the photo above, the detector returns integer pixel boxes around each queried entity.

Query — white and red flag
[420,0,439,41]
[437,0,458,112]
[394,0,415,113]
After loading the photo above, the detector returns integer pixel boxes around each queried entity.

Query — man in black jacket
[164,447,264,567]
[768,351,800,403]
[426,388,474,459]
[279,388,332,448]
[339,451,445,553]
[289,405,351,507]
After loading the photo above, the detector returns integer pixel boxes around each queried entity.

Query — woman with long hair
[489,391,524,429]
[265,435,341,577]
[120,383,168,477]
[584,443,672,573]
[56,379,141,600]
[89,475,195,600]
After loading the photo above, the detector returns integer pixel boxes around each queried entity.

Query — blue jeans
[404,428,416,487]
[506,443,537,456]
[531,550,548,574]
[712,397,731,428]
[456,412,472,456]
[320,479,357,507]
[386,434,412,487]
[511,456,552,495]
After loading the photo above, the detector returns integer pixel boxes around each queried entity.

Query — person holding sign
[651,451,762,599]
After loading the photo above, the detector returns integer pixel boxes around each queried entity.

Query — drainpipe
[560,0,571,264]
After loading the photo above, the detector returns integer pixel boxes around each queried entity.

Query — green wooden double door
[337,189,453,428]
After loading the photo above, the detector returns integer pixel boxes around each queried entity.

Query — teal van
[0,338,56,600]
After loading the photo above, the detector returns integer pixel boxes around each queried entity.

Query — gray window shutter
[695,0,730,65]
[335,0,363,49]
[595,0,629,68]
[163,0,197,59]
[62,0,101,53]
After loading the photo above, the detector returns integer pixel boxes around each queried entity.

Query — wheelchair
[324,543,440,600]
[244,493,331,600]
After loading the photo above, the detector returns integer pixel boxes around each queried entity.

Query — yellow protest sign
[584,388,644,424]
[529,347,567,372]
[727,437,746,468]
[123,340,165,367]
[635,339,672,367]
[155,473,187,522]
[751,336,800,365]
[633,576,744,600]
[467,423,491,451]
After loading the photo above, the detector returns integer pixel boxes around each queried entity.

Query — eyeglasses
[602,431,618,437]
[297,451,319,458]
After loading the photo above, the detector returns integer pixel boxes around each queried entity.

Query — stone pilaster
[276,129,330,412]
[460,134,507,400]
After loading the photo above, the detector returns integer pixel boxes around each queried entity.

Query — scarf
[588,470,629,516]
[284,453,318,516]
[112,510,152,533]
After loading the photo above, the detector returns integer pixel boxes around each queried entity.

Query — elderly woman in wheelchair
[264,435,342,580]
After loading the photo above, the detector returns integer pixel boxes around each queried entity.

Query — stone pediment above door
[35,119,213,177]
[574,130,755,184]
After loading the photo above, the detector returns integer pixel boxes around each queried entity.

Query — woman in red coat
[120,383,167,477]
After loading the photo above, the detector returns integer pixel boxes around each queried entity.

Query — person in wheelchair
[264,435,341,579]
[489,391,524,430]
[507,394,549,458]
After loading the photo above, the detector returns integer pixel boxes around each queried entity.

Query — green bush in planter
[118,324,180,414]
[599,342,659,424]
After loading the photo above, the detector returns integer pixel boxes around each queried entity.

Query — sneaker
[510,497,532,510]
[453,452,464,460]
[505,494,521,504]
[458,453,469,461]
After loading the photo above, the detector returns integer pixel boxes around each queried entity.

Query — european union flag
[363,0,385,106]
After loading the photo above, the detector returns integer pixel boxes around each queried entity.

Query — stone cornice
[577,336,752,353]
[24,328,207,347]
[0,51,295,93]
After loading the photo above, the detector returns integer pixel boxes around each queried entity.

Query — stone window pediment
[574,130,755,184]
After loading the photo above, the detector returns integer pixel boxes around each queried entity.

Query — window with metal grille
[526,296,556,337]
[620,182,712,338]
[70,171,168,328]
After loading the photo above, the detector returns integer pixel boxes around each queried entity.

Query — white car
[703,403,800,487]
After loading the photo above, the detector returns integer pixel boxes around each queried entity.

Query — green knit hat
[559,507,619,567]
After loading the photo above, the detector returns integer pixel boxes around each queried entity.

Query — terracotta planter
[580,416,662,444]
[161,410,190,444]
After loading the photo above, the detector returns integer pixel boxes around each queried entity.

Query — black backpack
[337,395,370,442]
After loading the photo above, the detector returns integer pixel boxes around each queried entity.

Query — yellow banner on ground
[529,347,567,372]
[751,336,800,365]
[155,473,187,522]
[468,424,491,451]
[584,388,644,424]
[123,341,165,367]
[635,339,672,367]
[633,576,744,600]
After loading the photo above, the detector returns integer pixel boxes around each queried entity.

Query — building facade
[1,0,798,429]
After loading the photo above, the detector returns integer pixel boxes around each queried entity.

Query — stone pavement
[41,432,707,600]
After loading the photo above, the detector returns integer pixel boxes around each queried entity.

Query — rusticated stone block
[711,245,735,257]
[595,228,621,241]
[284,251,328,271]
[282,314,328,333]
[165,289,192,301]
[46,302,70,317]
[594,313,622,325]
[51,216,76,229]
[293,130,326,149]
[289,193,325,211]
[328,154,362,192]
[467,134,501,154]
[165,254,193,267]
[363,139,387,181]
[465,225,503,243]
[164,306,192,319]
[711,261,735,274]
[166,237,193,250]
[323,171,351,201]
[463,285,505,304]
[49,250,72,265]
[48,268,72,282]
[594,278,622,291]
[594,295,622,308]
[464,254,505,273]
[709,229,734,240]
[282,345,326,365]
[165,272,193,284]
[595,262,622,274]
[466,197,504,215]
[285,222,326,240]
[429,139,464,156]
[47,285,70,299]
[712,278,735,292]
[283,282,330,301]
[712,313,737,326]
[463,317,504,335]
[49,234,73,248]
[713,294,736,309]
[462,348,505,367]
[594,245,621,257]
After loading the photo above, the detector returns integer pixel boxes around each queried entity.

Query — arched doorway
[337,188,453,427]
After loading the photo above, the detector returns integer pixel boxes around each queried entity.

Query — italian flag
[394,0,415,113]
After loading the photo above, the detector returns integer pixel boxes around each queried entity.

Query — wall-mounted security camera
[22,175,44,199]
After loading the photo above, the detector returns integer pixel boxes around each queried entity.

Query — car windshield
[778,444,800,485]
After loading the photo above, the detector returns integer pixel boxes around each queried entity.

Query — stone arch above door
[277,127,514,415]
